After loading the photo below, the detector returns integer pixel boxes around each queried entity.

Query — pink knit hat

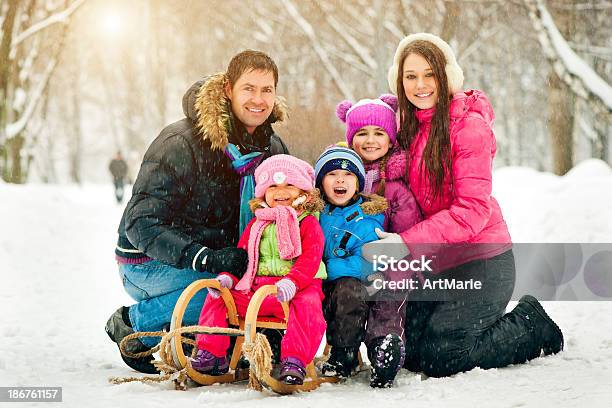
[336,94,399,146]
[254,154,315,198]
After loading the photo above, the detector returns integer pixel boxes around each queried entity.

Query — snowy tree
[5,0,610,183]
[524,0,612,174]
[0,0,86,183]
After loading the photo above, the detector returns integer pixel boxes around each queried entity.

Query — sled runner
[169,278,338,394]
[168,278,248,385]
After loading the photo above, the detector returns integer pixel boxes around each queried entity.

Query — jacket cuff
[182,243,210,271]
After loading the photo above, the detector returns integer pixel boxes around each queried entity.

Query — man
[108,152,128,203]
[105,50,289,373]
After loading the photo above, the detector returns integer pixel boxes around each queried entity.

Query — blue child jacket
[319,195,387,281]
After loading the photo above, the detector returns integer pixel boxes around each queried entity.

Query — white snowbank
[494,159,612,242]
[1,162,611,407]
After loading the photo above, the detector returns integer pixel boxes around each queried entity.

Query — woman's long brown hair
[396,40,452,202]
[377,148,399,197]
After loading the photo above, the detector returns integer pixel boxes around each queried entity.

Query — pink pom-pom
[336,100,353,122]
[379,94,398,112]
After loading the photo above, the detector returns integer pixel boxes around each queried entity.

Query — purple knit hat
[254,154,315,198]
[336,94,399,147]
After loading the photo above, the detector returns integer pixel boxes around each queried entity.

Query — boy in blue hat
[315,145,406,388]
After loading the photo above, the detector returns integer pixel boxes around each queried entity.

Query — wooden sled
[169,279,248,385]
[169,279,338,394]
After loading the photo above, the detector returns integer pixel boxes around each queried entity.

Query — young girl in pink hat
[192,154,327,386]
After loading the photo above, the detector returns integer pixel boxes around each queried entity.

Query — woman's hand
[362,228,410,262]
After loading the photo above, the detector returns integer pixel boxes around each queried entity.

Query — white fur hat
[387,32,464,95]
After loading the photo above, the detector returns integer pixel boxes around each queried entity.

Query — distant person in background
[105,50,289,373]
[109,152,128,203]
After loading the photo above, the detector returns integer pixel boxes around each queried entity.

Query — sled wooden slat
[170,279,246,385]
[243,285,338,395]
[243,285,288,344]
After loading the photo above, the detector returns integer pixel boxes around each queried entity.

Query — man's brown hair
[226,50,279,87]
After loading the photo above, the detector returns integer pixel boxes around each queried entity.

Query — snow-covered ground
[1,159,611,407]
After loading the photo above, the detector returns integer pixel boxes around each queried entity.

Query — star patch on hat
[273,171,287,184]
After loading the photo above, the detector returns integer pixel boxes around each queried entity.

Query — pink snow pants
[196,276,326,365]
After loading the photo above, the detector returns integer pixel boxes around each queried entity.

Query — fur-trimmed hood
[181,72,288,151]
[358,193,388,215]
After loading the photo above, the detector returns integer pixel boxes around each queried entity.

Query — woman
[368,33,564,378]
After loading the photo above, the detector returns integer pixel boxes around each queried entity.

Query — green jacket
[257,212,327,279]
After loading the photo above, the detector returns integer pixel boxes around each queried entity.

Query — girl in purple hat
[336,94,423,238]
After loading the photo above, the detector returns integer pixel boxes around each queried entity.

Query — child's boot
[190,349,229,375]
[368,334,405,388]
[321,346,360,378]
[278,357,306,385]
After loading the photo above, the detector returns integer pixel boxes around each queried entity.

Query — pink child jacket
[364,145,423,234]
[400,90,512,271]
[236,214,325,292]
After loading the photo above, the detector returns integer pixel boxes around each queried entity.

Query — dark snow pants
[323,277,406,348]
[403,250,544,377]
[113,178,125,203]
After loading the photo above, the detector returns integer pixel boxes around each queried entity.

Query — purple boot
[190,349,229,375]
[278,357,306,385]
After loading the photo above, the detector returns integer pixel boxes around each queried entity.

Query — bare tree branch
[6,58,57,138]
[10,0,86,53]
[384,20,405,41]
[524,0,612,116]
[324,13,378,70]
[282,0,355,99]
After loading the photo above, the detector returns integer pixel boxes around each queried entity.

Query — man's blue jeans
[118,260,215,347]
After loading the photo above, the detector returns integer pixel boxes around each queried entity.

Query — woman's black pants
[404,250,544,377]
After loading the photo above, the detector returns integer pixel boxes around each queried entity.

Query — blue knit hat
[314,146,366,192]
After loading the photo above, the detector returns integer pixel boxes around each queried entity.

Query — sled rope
[108,327,187,388]
[241,332,273,391]
[108,325,272,391]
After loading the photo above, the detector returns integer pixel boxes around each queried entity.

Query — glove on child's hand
[207,274,234,299]
[275,279,297,303]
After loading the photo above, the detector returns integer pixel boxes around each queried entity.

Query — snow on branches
[524,0,612,118]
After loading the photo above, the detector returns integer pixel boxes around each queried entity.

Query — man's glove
[195,247,248,276]
[275,279,297,303]
[207,274,235,299]
[362,228,410,262]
